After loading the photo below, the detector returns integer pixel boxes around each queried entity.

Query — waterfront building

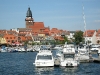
[0,30,17,44]
[68,31,75,39]
[83,30,97,44]
[25,7,50,36]
[0,36,7,44]
[96,29,100,44]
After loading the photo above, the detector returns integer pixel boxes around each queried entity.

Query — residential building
[83,30,97,44]
[96,29,100,44]
[0,36,7,44]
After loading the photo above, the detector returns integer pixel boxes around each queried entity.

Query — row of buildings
[0,7,100,45]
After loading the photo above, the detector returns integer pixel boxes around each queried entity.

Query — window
[37,55,52,60]
[64,54,74,58]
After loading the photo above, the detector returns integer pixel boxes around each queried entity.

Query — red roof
[29,22,45,33]
[83,30,95,37]
[33,22,44,28]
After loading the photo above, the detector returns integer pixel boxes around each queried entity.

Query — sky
[0,0,100,31]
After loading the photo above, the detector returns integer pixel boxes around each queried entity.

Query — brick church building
[25,7,50,36]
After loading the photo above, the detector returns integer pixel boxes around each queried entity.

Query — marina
[0,49,100,75]
[0,0,100,75]
[0,44,100,64]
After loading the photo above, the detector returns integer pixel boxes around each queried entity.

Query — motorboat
[98,49,100,56]
[54,45,63,50]
[90,45,100,53]
[0,48,7,52]
[0,46,8,52]
[60,43,79,67]
[97,45,100,56]
[17,47,26,52]
[33,50,54,67]
[77,46,90,62]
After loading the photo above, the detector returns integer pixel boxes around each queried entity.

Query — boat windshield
[37,55,52,60]
[64,54,74,58]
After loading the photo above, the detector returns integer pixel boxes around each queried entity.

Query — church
[25,7,50,36]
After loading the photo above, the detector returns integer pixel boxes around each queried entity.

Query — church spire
[26,7,32,18]
[25,7,34,28]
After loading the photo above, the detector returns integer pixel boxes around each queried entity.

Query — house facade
[84,30,97,44]
[96,29,100,44]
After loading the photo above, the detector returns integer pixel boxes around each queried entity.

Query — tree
[74,31,84,45]
[62,36,70,44]
[24,41,28,45]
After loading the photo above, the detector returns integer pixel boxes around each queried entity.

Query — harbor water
[0,51,100,75]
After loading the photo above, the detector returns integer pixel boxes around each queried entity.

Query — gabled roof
[83,30,95,37]
[54,36,64,41]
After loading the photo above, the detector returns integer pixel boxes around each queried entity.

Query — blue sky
[0,0,100,31]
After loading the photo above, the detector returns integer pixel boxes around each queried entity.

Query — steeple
[25,7,34,28]
[26,7,32,18]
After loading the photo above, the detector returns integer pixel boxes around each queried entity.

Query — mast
[82,4,87,44]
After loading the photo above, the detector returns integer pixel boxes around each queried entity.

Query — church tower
[25,7,34,28]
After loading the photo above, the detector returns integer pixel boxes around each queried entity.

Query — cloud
[94,20,100,23]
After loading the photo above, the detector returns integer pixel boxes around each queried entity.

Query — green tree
[24,41,28,45]
[74,31,84,45]
[62,36,69,44]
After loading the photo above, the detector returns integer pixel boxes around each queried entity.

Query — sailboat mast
[82,4,87,44]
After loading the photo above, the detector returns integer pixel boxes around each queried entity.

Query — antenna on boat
[82,4,87,45]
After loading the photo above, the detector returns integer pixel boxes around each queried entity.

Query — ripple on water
[0,52,100,75]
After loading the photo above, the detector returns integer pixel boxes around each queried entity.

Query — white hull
[34,60,54,67]
[59,43,79,67]
[60,60,78,67]
[34,50,54,67]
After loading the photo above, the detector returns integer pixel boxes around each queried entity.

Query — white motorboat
[0,48,7,52]
[90,45,100,53]
[18,47,26,52]
[98,50,100,56]
[33,50,54,67]
[60,43,79,67]
[77,46,90,62]
[54,45,62,50]
[97,46,100,56]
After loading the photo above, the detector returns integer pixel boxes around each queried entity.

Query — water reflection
[61,67,78,72]
[34,67,54,75]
